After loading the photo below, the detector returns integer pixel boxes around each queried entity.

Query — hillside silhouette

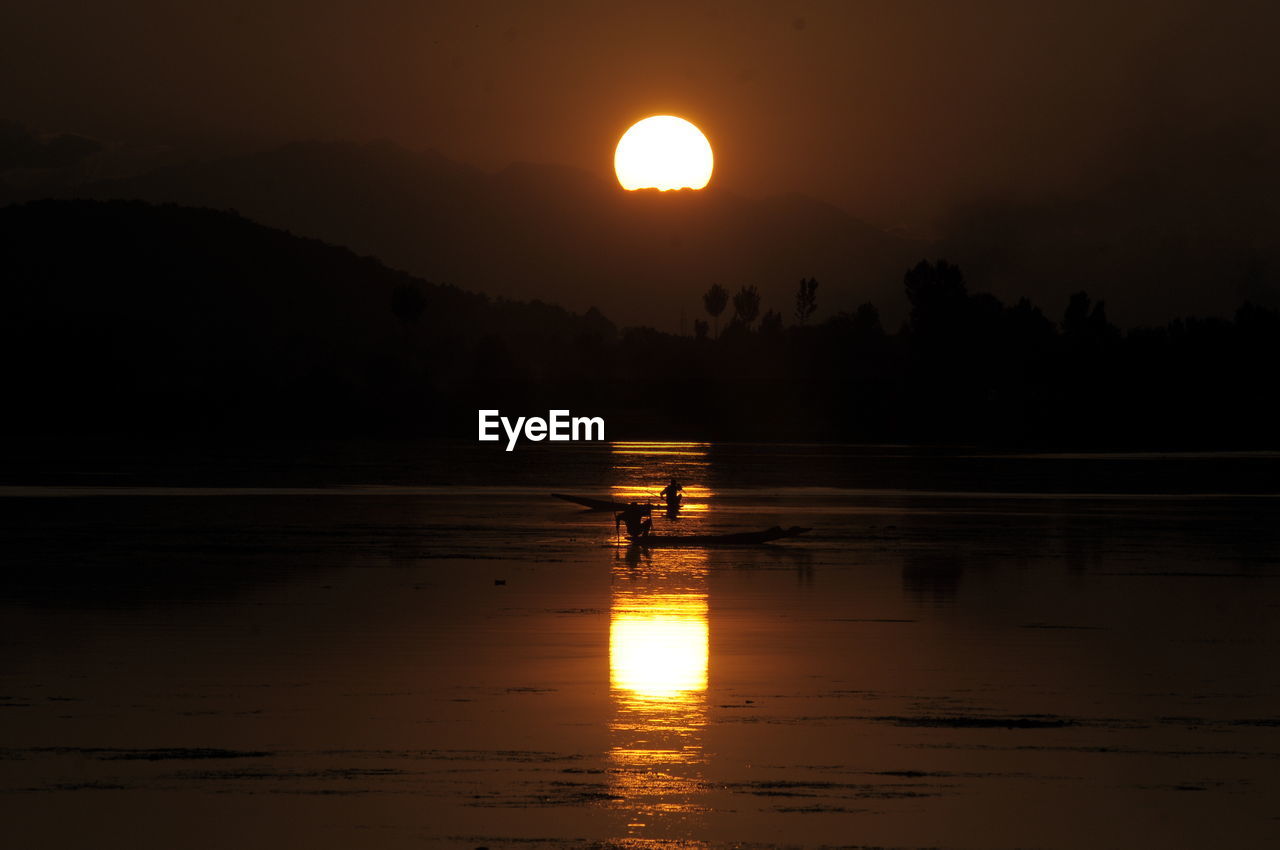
[0,199,617,436]
[8,132,1278,330]
[2,198,1278,447]
[9,140,921,330]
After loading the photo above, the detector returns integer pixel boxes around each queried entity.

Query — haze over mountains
[3,131,1279,330]
[4,139,919,330]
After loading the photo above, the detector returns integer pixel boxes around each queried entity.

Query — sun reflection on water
[611,441,712,456]
[609,484,712,514]
[610,441,712,515]
[605,441,716,836]
[611,594,708,697]
[609,546,710,836]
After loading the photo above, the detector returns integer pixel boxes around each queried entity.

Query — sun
[614,115,714,191]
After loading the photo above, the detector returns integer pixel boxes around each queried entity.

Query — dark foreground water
[2,442,1278,848]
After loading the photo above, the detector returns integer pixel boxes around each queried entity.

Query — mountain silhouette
[23,140,922,330]
[3,198,1277,447]
[0,199,615,436]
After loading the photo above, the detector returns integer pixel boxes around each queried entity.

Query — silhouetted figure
[660,478,683,517]
[615,503,653,540]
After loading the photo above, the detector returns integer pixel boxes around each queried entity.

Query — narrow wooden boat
[552,493,647,512]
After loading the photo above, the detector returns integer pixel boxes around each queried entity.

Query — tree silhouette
[733,285,761,328]
[1063,291,1092,335]
[851,302,883,337]
[702,284,728,338]
[904,259,968,338]
[759,309,783,336]
[1063,291,1118,349]
[794,277,819,324]
[693,318,709,341]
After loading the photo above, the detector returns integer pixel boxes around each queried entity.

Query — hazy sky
[5,0,1278,230]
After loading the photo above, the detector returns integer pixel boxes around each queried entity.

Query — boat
[629,525,811,548]
[552,493,649,512]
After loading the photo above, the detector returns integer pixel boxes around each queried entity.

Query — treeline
[2,199,1277,447]
[653,261,1280,447]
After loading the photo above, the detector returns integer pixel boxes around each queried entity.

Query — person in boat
[615,502,653,540]
[659,478,683,506]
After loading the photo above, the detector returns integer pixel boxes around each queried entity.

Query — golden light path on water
[611,441,713,457]
[611,441,712,515]
[611,594,708,696]
[607,441,713,837]
[609,550,710,834]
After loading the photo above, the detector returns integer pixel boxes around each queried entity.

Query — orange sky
[4,0,1278,230]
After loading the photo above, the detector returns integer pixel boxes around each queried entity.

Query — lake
[2,441,1278,848]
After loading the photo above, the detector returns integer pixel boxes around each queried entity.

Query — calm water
[2,442,1279,848]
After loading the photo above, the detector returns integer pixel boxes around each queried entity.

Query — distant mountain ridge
[6,128,1278,328]
[25,139,922,329]
[0,198,619,435]
[4,198,1277,447]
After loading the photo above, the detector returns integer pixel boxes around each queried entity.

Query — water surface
[2,442,1278,848]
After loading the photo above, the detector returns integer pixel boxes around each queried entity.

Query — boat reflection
[608,547,710,836]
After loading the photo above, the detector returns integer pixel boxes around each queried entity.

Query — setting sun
[614,116,714,191]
